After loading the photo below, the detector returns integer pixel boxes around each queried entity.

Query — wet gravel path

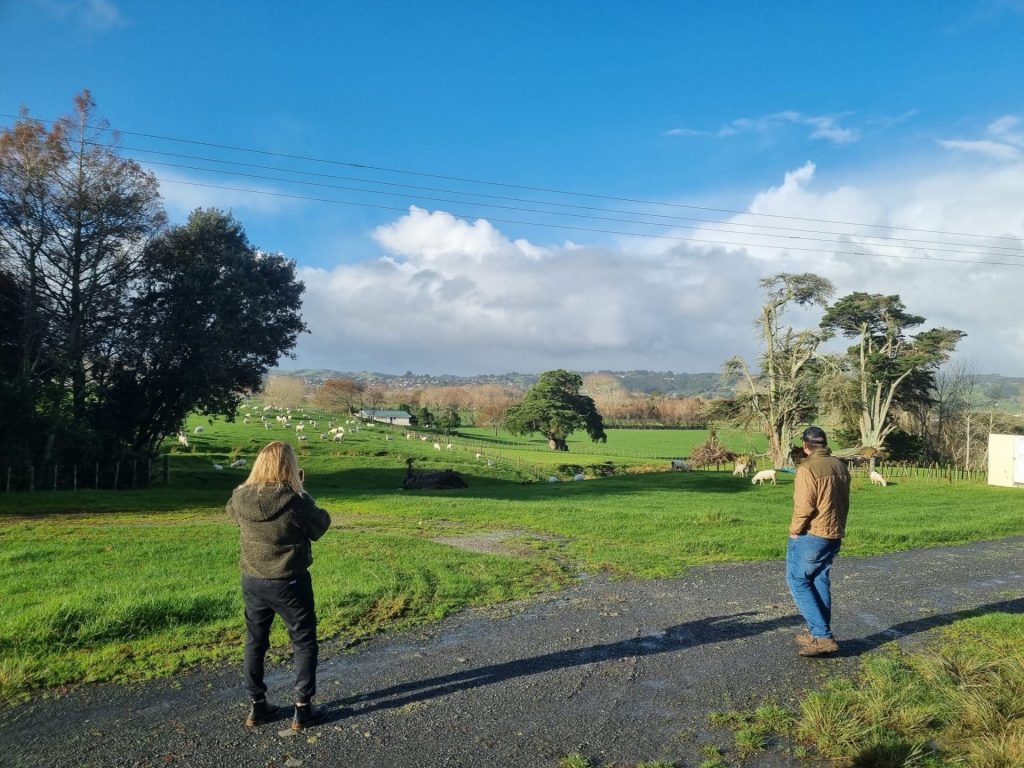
[2,537,1022,768]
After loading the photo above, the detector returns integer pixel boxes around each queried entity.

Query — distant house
[358,409,416,427]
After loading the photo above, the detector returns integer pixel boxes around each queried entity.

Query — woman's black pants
[241,571,318,702]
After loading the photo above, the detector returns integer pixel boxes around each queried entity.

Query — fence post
[5,466,9,493]
[73,465,78,491]
[164,455,170,485]
[132,460,137,489]
[114,461,120,490]
[53,464,58,491]
[29,465,34,492]
[95,462,100,490]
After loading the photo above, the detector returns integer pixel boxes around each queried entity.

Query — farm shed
[987,433,1024,488]
[359,409,416,426]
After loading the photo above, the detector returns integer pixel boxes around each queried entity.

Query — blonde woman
[226,441,332,730]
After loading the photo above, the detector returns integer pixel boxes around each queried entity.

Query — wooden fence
[2,455,168,492]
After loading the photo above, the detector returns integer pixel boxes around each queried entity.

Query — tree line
[0,93,305,465]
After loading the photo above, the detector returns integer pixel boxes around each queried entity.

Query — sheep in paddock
[177,433,189,447]
[310,421,317,428]
[869,470,888,487]
[230,458,247,469]
[320,432,328,440]
[732,462,750,477]
[433,442,442,451]
[295,423,305,432]
[332,432,345,442]
[420,435,428,442]
[193,426,205,435]
[751,469,777,486]
[671,459,691,472]
[548,476,559,482]
[573,473,585,481]
[298,435,308,442]
[406,433,413,440]
[264,422,270,430]
[243,416,251,424]
[212,464,223,471]
[475,452,482,460]
[446,443,453,450]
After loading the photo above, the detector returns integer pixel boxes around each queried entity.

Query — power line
[142,157,1024,261]
[110,142,1024,255]
[156,177,1024,268]
[4,112,1022,243]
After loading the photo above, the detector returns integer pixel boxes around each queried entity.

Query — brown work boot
[797,636,840,656]
[794,631,815,646]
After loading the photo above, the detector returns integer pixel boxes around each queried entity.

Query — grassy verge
[2,415,1022,705]
[710,611,1024,767]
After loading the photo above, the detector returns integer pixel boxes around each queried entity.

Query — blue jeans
[786,534,842,639]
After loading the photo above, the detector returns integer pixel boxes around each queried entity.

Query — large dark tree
[99,209,307,454]
[820,292,964,451]
[504,369,606,451]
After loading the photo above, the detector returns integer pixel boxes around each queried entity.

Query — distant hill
[274,368,1024,408]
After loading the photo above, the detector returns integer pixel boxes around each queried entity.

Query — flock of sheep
[672,456,889,487]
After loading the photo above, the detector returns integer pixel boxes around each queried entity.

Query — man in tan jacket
[787,426,850,656]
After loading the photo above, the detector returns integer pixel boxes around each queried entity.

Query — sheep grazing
[212,464,223,471]
[573,473,585,481]
[193,426,205,435]
[230,458,247,469]
[177,433,189,447]
[475,452,482,460]
[332,432,344,442]
[869,470,888,487]
[264,423,270,430]
[420,435,428,442]
[243,416,251,424]
[751,469,777,486]
[406,433,413,440]
[295,423,305,432]
[298,435,308,442]
[732,462,749,477]
[547,476,559,482]
[320,432,328,440]
[433,442,442,451]
[445,443,453,450]
[671,459,691,472]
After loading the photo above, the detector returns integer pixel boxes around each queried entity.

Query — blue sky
[2,1,1024,375]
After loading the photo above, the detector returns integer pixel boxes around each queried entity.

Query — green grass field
[1,408,1021,705]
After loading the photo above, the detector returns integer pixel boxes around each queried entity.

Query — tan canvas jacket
[790,448,851,538]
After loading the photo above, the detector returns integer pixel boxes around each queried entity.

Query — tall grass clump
[713,612,1024,766]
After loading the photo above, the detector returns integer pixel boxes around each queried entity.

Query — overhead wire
[4,111,1023,243]
[105,142,1024,256]
[140,157,1024,261]
[156,177,1024,268]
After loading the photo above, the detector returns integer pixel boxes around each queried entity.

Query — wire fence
[1,455,167,492]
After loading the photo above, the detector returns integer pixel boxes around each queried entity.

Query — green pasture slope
[1,410,1022,703]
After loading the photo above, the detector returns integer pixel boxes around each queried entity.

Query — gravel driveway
[2,537,1022,768]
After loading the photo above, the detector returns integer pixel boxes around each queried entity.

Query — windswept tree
[820,292,964,452]
[504,369,606,451]
[724,273,834,468]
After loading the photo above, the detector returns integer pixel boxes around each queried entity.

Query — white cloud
[153,168,294,221]
[938,115,1024,161]
[666,111,860,145]
[38,0,126,30]
[293,158,1024,376]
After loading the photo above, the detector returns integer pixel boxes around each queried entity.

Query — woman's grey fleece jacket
[226,485,332,579]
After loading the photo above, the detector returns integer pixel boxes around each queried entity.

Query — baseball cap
[801,426,828,445]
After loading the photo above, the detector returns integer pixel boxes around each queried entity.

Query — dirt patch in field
[433,529,563,557]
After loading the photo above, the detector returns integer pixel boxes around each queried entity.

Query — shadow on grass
[837,596,1024,658]
[321,610,803,719]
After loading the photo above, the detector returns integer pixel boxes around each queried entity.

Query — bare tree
[724,273,834,468]
[263,375,306,409]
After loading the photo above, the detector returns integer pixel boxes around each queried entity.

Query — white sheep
[230,458,247,468]
[751,469,777,485]
[193,426,205,435]
[671,459,691,472]
[433,442,442,451]
[446,443,453,450]
[264,423,269,430]
[295,423,305,432]
[475,452,482,460]
[177,433,189,447]
[548,476,559,482]
[869,470,888,487]
[212,463,223,471]
[332,432,344,442]
[298,435,308,442]
[420,435,428,442]
[243,416,251,424]
[320,432,328,440]
[732,462,749,477]
[573,473,585,481]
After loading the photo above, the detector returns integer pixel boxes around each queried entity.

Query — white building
[987,434,1024,488]
[358,409,415,427]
